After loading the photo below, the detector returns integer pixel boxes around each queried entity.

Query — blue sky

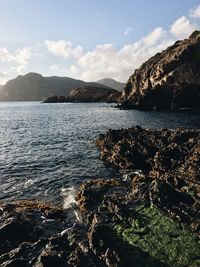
[0,0,200,83]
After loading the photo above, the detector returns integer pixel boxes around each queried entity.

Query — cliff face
[120,31,200,110]
[66,85,121,102]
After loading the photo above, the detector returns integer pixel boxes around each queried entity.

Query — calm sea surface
[0,102,199,204]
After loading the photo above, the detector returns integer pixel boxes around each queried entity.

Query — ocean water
[0,102,199,205]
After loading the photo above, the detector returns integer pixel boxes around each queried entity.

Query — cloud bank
[0,6,199,84]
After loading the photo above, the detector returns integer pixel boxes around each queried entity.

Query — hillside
[0,73,114,101]
[120,31,200,110]
[97,78,125,91]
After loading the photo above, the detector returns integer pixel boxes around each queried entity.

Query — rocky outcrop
[120,31,200,110]
[95,127,200,230]
[44,86,121,103]
[66,86,121,102]
[0,200,102,267]
[0,127,200,266]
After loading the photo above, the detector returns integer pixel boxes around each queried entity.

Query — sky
[0,0,200,84]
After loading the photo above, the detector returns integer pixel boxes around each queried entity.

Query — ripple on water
[0,102,199,204]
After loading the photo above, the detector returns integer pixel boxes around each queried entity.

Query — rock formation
[0,127,200,266]
[120,31,200,110]
[44,86,121,103]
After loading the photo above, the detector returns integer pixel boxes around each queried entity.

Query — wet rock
[0,127,200,266]
[1,258,29,267]
[95,127,200,231]
[76,179,121,214]
[0,200,82,267]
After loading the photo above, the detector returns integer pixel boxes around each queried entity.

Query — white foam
[122,170,144,181]
[24,179,35,188]
[61,186,83,223]
[61,186,77,210]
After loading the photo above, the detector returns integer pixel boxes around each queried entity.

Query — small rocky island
[0,127,200,266]
[119,31,200,110]
[44,86,121,103]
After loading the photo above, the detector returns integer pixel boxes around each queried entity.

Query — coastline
[0,127,200,266]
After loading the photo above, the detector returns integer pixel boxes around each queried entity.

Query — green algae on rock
[0,127,199,266]
[115,205,200,267]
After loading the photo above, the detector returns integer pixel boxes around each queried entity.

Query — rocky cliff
[120,31,200,110]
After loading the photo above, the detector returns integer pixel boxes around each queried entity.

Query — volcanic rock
[120,31,200,110]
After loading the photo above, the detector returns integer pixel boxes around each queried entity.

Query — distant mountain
[96,78,125,91]
[44,86,121,103]
[0,72,115,101]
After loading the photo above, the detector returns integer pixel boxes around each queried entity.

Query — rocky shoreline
[0,127,200,266]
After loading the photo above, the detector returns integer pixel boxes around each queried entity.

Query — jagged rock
[120,31,200,110]
[95,127,200,231]
[0,127,200,266]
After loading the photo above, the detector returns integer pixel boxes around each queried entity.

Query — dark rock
[44,86,121,103]
[95,127,200,231]
[0,127,200,266]
[1,259,29,267]
[120,31,200,110]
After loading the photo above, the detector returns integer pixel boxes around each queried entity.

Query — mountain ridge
[0,72,119,101]
[96,78,125,91]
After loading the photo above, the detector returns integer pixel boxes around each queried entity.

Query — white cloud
[124,27,133,36]
[0,47,31,65]
[0,71,10,85]
[170,16,197,38]
[49,64,60,71]
[143,27,166,46]
[14,47,32,65]
[0,47,31,84]
[11,64,27,75]
[46,27,169,82]
[1,5,200,84]
[48,64,70,76]
[74,28,172,82]
[190,5,200,18]
[45,40,83,59]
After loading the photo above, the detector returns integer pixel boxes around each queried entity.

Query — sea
[0,102,199,206]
